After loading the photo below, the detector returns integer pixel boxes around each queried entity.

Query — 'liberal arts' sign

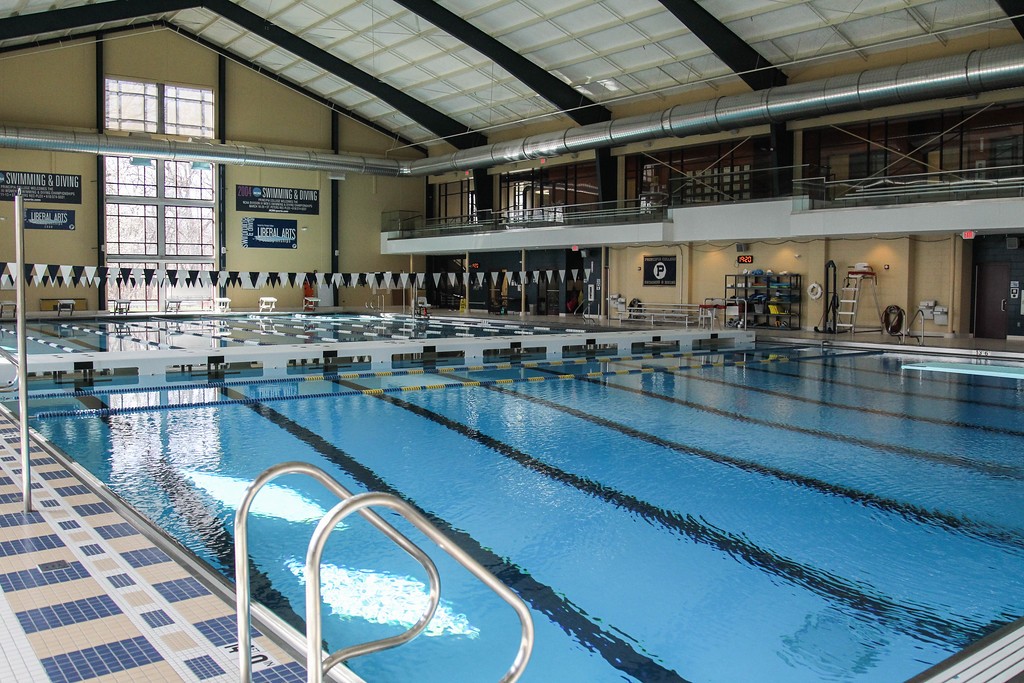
[242,217,298,249]
[0,170,82,203]
[25,208,75,230]
[236,184,319,214]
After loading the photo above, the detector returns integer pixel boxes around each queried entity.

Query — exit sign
[962,230,976,239]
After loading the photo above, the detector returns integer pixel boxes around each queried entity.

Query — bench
[258,296,277,312]
[112,299,132,315]
[625,303,699,327]
[0,302,15,317]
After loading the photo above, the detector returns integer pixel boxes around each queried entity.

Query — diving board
[903,362,1024,380]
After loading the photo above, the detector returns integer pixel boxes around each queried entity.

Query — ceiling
[0,0,1019,153]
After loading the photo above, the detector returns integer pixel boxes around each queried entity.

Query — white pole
[14,191,30,513]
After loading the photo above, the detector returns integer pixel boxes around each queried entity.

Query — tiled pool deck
[0,414,308,683]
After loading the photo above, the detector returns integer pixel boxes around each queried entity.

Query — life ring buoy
[807,282,823,300]
[882,305,905,336]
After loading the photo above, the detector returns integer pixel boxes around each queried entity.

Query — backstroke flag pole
[14,190,31,512]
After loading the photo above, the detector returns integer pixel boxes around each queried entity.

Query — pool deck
[1,313,1023,683]
[0,410,318,683]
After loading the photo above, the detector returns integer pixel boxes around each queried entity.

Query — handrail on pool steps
[234,461,534,683]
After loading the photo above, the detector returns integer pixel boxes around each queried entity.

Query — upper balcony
[381,163,1024,253]
[380,200,671,255]
[794,165,1024,210]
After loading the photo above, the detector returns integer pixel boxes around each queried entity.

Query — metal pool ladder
[234,461,534,683]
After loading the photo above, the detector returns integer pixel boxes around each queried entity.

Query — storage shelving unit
[724,273,801,329]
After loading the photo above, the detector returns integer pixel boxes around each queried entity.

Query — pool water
[21,346,1024,682]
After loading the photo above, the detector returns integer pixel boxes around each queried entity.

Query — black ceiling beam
[0,19,425,153]
[0,0,195,39]
[0,1,486,149]
[657,0,786,91]
[203,0,485,149]
[995,0,1024,40]
[390,0,611,126]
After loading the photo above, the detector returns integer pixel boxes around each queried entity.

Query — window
[105,78,215,139]
[104,78,217,309]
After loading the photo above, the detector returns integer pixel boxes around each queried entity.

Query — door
[974,262,1009,339]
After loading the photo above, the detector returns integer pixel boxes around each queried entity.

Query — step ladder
[836,270,881,333]
[234,462,534,683]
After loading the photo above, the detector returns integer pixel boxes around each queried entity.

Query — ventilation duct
[0,126,406,177]
[406,43,1024,176]
[0,44,1021,177]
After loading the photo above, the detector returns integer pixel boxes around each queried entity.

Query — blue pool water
[21,346,1024,681]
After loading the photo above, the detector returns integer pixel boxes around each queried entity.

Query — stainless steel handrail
[234,461,441,682]
[307,491,534,683]
[0,345,20,392]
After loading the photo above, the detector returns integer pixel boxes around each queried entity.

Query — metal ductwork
[406,43,1024,176]
[0,44,1021,177]
[0,126,406,177]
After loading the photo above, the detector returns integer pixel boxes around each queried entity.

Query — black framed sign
[643,255,676,286]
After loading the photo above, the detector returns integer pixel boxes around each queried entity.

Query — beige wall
[0,26,427,312]
[608,236,966,334]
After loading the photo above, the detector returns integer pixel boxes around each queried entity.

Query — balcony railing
[385,199,667,240]
[794,165,1024,210]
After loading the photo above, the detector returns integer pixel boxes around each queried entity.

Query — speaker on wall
[1008,237,1020,250]
[736,243,749,252]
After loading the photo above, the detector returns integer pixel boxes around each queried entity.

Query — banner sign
[25,208,75,230]
[236,184,319,214]
[643,255,677,286]
[0,170,82,203]
[242,217,298,249]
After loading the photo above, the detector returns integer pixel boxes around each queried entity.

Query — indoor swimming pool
[15,345,1024,682]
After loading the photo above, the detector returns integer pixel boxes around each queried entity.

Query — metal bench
[625,303,698,327]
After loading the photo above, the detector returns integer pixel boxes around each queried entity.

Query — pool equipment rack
[234,461,535,683]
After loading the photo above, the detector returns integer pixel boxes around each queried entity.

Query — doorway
[974,262,1009,339]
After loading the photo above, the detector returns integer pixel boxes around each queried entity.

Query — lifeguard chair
[415,296,431,318]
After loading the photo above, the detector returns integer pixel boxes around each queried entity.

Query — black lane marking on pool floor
[613,360,1024,480]
[371,384,992,649]
[488,369,1024,554]
[801,355,1024,394]
[96,408,306,634]
[241,386,690,683]
[585,358,1024,481]
[719,360,1024,437]
[744,359,1024,412]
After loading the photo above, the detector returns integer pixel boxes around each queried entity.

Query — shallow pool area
[15,343,1024,682]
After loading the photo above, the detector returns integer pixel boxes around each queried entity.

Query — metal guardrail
[389,200,668,240]
[795,165,1024,209]
[234,461,534,683]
